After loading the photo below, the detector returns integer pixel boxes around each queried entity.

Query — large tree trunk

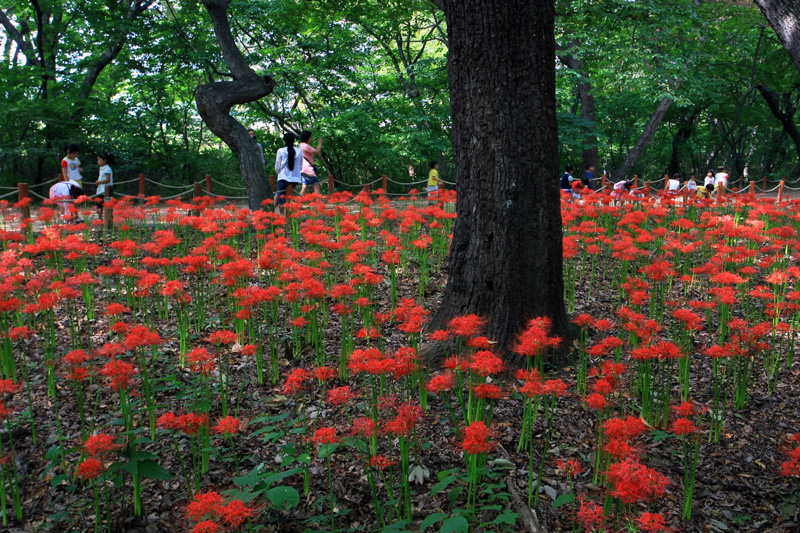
[757,84,800,167]
[429,0,569,363]
[195,0,274,210]
[755,0,800,73]
[612,93,675,182]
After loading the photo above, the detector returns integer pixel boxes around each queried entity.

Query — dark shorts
[275,180,292,205]
[301,173,319,186]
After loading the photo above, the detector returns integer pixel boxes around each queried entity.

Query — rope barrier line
[202,190,249,200]
[145,179,196,190]
[210,178,248,191]
[0,186,18,191]
[28,191,47,200]
[0,191,19,200]
[386,177,429,186]
[113,178,140,186]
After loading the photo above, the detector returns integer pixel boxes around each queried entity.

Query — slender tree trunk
[612,92,676,181]
[195,0,274,209]
[428,0,569,364]
[559,44,599,171]
[755,0,800,73]
[667,110,696,176]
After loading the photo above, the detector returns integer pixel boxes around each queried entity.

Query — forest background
[0,0,796,192]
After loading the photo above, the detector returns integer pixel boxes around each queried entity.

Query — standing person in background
[582,163,595,190]
[703,169,715,187]
[62,143,83,187]
[95,152,114,220]
[273,132,303,215]
[667,173,681,194]
[247,129,266,168]
[560,164,574,191]
[714,166,729,191]
[427,161,442,200]
[299,130,323,196]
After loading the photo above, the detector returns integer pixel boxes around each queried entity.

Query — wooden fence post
[328,175,334,197]
[762,176,767,190]
[749,180,755,197]
[601,172,607,189]
[138,174,146,197]
[381,174,387,191]
[104,185,114,230]
[17,183,30,220]
[777,179,786,203]
[205,175,212,194]
[633,175,638,189]
[645,181,651,196]
[363,183,371,194]
[269,174,276,194]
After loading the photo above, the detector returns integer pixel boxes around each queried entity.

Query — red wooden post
[381,174,387,191]
[663,174,669,191]
[104,185,114,229]
[363,183,371,194]
[138,173,146,197]
[762,176,767,190]
[777,179,786,203]
[286,184,294,198]
[645,181,651,196]
[601,172,607,189]
[328,175,334,197]
[749,180,755,197]
[269,174,276,194]
[17,183,30,220]
[205,174,212,194]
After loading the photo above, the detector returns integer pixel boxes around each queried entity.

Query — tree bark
[755,0,800,74]
[195,0,274,210]
[667,110,696,176]
[756,84,800,167]
[612,93,676,182]
[428,0,569,363]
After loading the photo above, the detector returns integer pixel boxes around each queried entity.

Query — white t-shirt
[668,179,680,191]
[61,157,82,186]
[49,180,80,213]
[274,146,303,184]
[714,172,728,187]
[97,165,113,196]
[704,175,715,186]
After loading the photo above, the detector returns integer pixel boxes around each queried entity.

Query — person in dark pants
[582,163,596,190]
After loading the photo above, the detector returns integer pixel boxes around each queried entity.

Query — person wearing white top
[714,167,729,189]
[95,152,115,220]
[49,179,83,221]
[668,173,680,193]
[274,132,303,212]
[703,170,715,187]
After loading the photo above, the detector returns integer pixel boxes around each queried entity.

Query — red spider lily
[425,373,454,394]
[105,303,130,316]
[461,421,495,455]
[472,383,503,399]
[573,313,594,328]
[205,330,238,345]
[513,316,562,357]
[429,329,451,342]
[447,314,485,338]
[670,418,698,435]
[313,366,337,382]
[638,512,669,532]
[77,457,103,480]
[326,386,354,406]
[555,458,584,477]
[97,343,126,359]
[283,368,310,395]
[370,455,395,470]
[351,417,377,437]
[543,379,568,396]
[468,350,504,377]
[603,416,649,441]
[312,427,338,445]
[98,359,136,391]
[187,491,224,522]
[124,324,164,351]
[466,336,491,350]
[0,379,20,394]
[606,459,669,504]
[186,348,216,377]
[585,393,607,410]
[213,416,242,435]
[84,434,119,457]
[576,497,604,531]
[219,499,254,527]
[673,401,697,417]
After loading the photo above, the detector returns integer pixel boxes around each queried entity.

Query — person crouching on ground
[49,179,84,223]
[696,182,714,200]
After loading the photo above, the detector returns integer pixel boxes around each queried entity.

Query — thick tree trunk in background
[429,0,569,363]
[612,94,675,181]
[196,0,274,210]
[668,110,696,176]
[559,44,599,172]
[755,0,800,73]
[757,84,800,167]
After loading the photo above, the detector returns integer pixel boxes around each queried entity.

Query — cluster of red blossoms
[186,491,256,532]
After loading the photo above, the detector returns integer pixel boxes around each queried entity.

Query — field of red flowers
[0,189,798,533]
